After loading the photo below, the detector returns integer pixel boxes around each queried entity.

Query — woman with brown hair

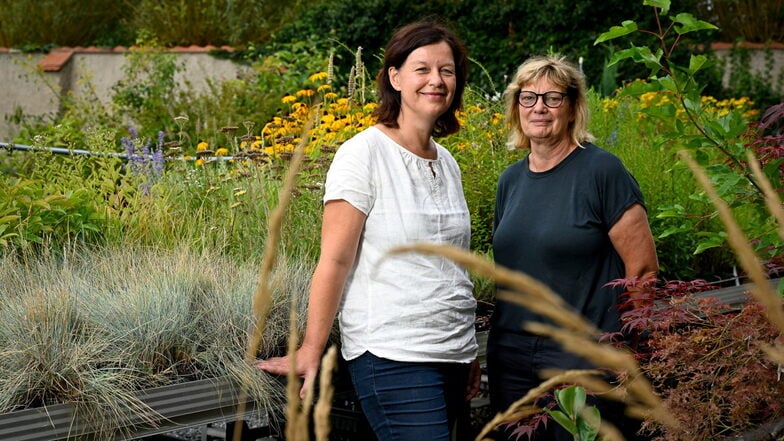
[258,21,480,441]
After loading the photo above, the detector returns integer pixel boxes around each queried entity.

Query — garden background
[0,0,782,440]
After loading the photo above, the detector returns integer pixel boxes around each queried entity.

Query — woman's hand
[256,200,366,399]
[465,358,481,401]
[255,343,324,399]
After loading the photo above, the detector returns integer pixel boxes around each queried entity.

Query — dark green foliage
[0,0,320,48]
[0,0,131,47]
[125,0,321,47]
[269,0,697,95]
[694,0,784,43]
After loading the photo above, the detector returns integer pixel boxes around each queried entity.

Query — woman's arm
[256,199,366,397]
[609,203,659,305]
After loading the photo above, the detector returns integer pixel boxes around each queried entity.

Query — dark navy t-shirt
[491,143,645,334]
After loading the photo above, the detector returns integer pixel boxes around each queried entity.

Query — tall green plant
[111,35,183,137]
[595,0,783,265]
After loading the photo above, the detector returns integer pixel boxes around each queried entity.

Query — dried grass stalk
[247,105,318,359]
[746,150,784,240]
[539,368,628,403]
[526,322,675,428]
[314,346,338,441]
[234,104,319,441]
[762,344,784,365]
[285,283,306,441]
[679,151,784,332]
[597,419,626,441]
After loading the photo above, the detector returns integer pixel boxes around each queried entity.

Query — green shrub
[0,177,105,252]
[0,0,129,47]
[595,1,783,278]
[268,0,701,97]
[125,0,319,47]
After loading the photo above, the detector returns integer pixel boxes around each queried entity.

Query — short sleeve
[323,134,375,215]
[599,154,645,229]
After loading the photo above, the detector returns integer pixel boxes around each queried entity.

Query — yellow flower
[195,159,205,166]
[309,72,329,82]
[197,141,209,151]
[317,84,332,93]
[282,95,297,104]
[216,147,229,156]
[296,89,316,97]
[324,92,338,100]
[743,109,760,118]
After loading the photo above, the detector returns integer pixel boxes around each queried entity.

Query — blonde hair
[503,54,595,150]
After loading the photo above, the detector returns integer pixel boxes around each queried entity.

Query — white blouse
[324,126,477,363]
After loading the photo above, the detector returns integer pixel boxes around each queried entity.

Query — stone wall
[711,42,784,98]
[0,43,782,142]
[0,46,251,141]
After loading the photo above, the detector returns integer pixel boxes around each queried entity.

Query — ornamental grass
[0,245,311,436]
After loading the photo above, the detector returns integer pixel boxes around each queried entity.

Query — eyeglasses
[517,90,568,108]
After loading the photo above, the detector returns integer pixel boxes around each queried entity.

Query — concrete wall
[0,47,251,141]
[712,42,784,98]
[1,43,782,142]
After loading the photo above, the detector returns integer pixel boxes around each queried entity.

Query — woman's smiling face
[389,41,456,123]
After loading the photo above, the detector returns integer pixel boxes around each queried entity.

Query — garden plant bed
[0,376,275,441]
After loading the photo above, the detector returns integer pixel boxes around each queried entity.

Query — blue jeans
[346,351,470,441]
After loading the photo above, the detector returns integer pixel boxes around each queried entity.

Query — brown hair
[373,21,468,137]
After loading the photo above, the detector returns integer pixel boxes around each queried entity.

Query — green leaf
[644,0,671,15]
[658,225,689,238]
[556,386,578,415]
[0,214,21,224]
[687,54,710,74]
[657,75,678,93]
[573,386,587,409]
[694,232,727,254]
[656,204,685,218]
[577,407,601,441]
[545,409,577,434]
[682,96,701,114]
[594,20,638,45]
[675,116,685,133]
[673,13,718,34]
[616,79,660,97]
[607,46,663,76]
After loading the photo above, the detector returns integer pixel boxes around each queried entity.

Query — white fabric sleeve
[323,137,374,215]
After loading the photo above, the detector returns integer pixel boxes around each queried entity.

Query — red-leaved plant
[615,276,784,440]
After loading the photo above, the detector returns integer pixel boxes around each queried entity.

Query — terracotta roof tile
[711,41,784,50]
[2,45,238,55]
[39,50,74,72]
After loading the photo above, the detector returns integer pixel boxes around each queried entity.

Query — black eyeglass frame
[516,90,568,108]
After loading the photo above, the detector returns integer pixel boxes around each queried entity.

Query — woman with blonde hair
[488,54,658,440]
